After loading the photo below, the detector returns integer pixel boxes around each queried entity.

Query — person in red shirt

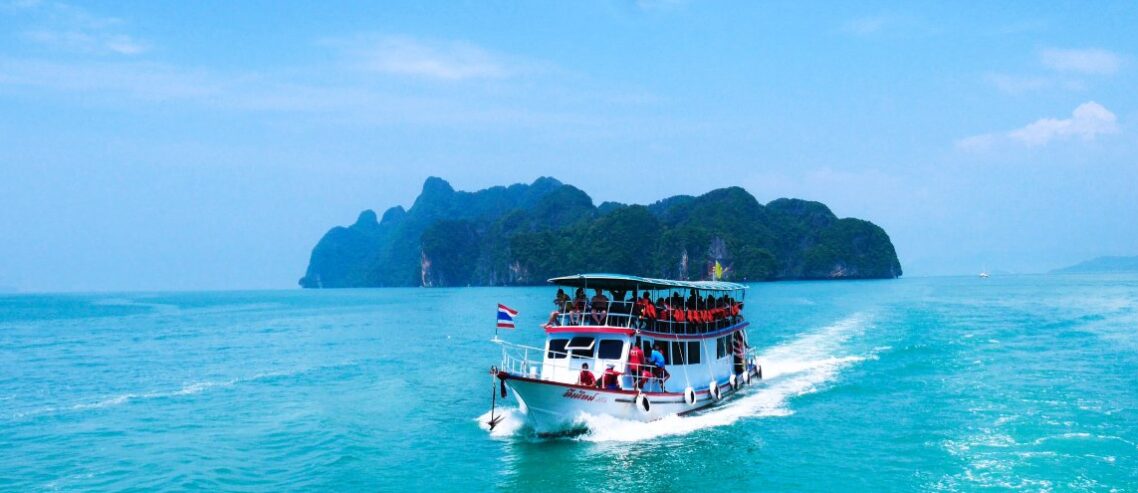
[577,363,596,387]
[599,364,622,390]
[628,342,645,388]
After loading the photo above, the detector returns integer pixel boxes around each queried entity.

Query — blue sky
[1,1,1135,292]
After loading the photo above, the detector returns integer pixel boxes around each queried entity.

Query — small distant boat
[487,273,760,435]
[979,266,990,278]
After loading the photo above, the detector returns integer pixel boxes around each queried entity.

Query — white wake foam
[578,313,876,442]
[480,313,879,442]
[475,407,527,438]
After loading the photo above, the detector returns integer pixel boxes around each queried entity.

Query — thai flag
[497,304,519,329]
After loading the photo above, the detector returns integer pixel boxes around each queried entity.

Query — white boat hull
[501,365,760,435]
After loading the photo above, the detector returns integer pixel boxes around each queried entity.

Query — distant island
[1052,256,1138,274]
[299,177,902,288]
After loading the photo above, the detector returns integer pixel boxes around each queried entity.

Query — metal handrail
[548,299,744,333]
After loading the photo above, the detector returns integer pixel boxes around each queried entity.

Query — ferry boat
[489,273,761,435]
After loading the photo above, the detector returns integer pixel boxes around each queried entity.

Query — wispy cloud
[957,101,1120,151]
[841,15,891,36]
[985,47,1123,94]
[7,0,149,55]
[1040,48,1122,75]
[327,35,520,81]
[22,30,147,55]
[840,13,930,37]
[984,73,1085,95]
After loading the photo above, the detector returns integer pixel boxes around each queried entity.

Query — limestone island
[299,177,902,288]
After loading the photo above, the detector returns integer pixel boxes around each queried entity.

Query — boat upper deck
[544,273,748,337]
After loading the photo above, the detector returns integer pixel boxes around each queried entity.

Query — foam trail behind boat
[575,312,878,442]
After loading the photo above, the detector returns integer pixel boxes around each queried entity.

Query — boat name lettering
[562,389,598,401]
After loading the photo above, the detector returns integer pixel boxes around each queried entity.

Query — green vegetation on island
[299,177,903,288]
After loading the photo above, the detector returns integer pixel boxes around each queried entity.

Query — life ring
[709,380,722,401]
[684,387,696,406]
[635,393,651,414]
[728,374,737,388]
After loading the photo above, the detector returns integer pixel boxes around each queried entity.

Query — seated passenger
[547,299,573,327]
[568,300,582,325]
[554,288,570,307]
[590,289,609,324]
[599,364,622,390]
[577,363,596,387]
[573,287,588,312]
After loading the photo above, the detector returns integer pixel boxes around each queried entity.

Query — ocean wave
[8,361,358,421]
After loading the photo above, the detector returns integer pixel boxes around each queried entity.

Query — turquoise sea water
[2,274,1137,491]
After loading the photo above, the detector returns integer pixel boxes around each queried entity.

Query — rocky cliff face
[299,177,902,288]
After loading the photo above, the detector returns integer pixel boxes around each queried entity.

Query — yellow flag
[713,260,724,280]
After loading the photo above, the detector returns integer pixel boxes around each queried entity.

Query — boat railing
[547,299,743,334]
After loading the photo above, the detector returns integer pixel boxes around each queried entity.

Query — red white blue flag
[497,304,519,329]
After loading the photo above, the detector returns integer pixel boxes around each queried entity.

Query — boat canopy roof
[547,273,746,292]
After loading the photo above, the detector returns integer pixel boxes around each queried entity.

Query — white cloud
[332,35,514,81]
[957,101,1120,151]
[1009,101,1119,146]
[1040,48,1122,75]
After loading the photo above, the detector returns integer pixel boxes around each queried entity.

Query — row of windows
[636,339,703,365]
[548,337,624,360]
[548,336,705,365]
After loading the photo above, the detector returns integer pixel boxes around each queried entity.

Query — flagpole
[492,306,500,342]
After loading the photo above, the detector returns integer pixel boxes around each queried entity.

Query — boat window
[566,336,596,358]
[547,338,569,359]
[687,341,701,365]
[598,339,623,360]
[716,336,727,359]
[659,342,671,365]
[670,341,686,365]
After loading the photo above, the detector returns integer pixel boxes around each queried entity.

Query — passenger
[599,364,622,390]
[554,288,570,307]
[573,287,588,312]
[568,299,582,325]
[546,288,571,327]
[628,341,645,388]
[637,292,657,328]
[686,289,699,310]
[577,363,597,387]
[639,369,653,390]
[649,342,669,391]
[590,289,609,325]
[547,299,575,327]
